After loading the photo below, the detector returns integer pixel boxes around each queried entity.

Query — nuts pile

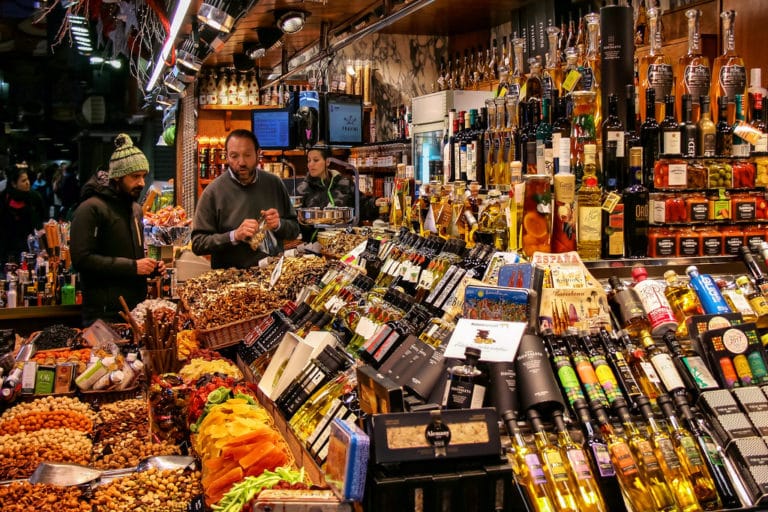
[93,431,181,470]
[0,409,93,435]
[319,232,367,259]
[93,398,148,441]
[0,395,96,423]
[92,467,203,512]
[0,482,91,511]
[0,428,93,479]
[180,257,331,329]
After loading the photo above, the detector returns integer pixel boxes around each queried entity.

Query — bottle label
[701,437,725,467]
[610,352,643,398]
[566,448,593,480]
[592,357,622,404]
[638,439,661,471]
[615,290,647,326]
[648,63,674,99]
[580,66,594,91]
[650,352,685,392]
[682,355,720,390]
[578,206,602,243]
[639,360,662,384]
[664,133,682,157]
[445,377,474,409]
[756,134,768,153]
[555,358,586,404]
[657,437,681,469]
[667,162,686,185]
[610,442,638,476]
[591,442,616,477]
[574,356,608,406]
[719,64,747,100]
[747,351,768,381]
[524,453,549,484]
[633,280,677,333]
[684,64,711,101]
[680,436,704,467]
[607,130,625,158]
[542,450,569,481]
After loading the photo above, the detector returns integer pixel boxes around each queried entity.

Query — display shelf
[582,254,746,280]
[0,305,82,336]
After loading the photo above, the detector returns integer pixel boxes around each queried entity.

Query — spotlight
[176,39,202,72]
[276,10,307,34]
[163,72,186,93]
[197,1,235,34]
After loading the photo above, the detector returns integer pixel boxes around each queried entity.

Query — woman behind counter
[0,166,46,264]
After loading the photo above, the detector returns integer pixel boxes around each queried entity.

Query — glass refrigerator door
[412,129,443,185]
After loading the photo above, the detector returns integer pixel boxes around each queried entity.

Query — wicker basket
[198,314,269,350]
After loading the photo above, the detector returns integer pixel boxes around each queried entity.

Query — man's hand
[260,208,280,230]
[137,258,160,276]
[234,218,260,242]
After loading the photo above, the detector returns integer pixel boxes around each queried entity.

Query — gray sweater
[192,169,299,269]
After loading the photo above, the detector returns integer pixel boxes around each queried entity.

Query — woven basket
[198,314,269,350]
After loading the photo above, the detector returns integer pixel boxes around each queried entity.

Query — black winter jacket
[70,178,146,323]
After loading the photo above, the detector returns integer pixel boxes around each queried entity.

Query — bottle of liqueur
[685,266,732,315]
[576,144,602,260]
[536,97,553,175]
[677,8,710,123]
[625,85,641,153]
[635,395,703,512]
[443,346,485,409]
[638,329,687,398]
[578,331,624,407]
[750,92,768,153]
[680,94,699,157]
[671,394,742,509]
[542,329,587,411]
[502,410,558,512]
[564,329,609,409]
[640,88,661,187]
[697,96,716,156]
[526,409,580,512]
[660,95,681,156]
[572,399,614,481]
[553,95,572,175]
[509,37,525,99]
[731,94,750,157]
[631,266,678,336]
[597,328,644,408]
[711,10,747,123]
[608,276,651,337]
[623,147,649,258]
[582,12,601,130]
[545,25,562,98]
[550,409,608,512]
[716,96,733,156]
[618,330,665,402]
[639,7,674,123]
[663,269,705,338]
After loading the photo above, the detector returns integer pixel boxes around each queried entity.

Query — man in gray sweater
[192,129,299,269]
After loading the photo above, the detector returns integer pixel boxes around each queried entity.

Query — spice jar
[685,193,708,222]
[732,160,756,189]
[698,227,723,256]
[732,193,757,221]
[707,160,733,188]
[649,227,677,257]
[654,157,687,189]
[686,161,708,189]
[677,227,701,257]
[746,224,766,252]
[708,189,732,221]
[721,225,745,255]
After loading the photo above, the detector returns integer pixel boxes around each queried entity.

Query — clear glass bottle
[663,270,705,338]
[545,25,562,97]
[711,10,746,123]
[639,328,687,397]
[576,144,602,260]
[582,13,601,129]
[509,37,525,99]
[639,7,674,123]
[697,96,716,156]
[619,330,664,401]
[677,8,710,123]
[735,275,768,328]
[527,411,580,512]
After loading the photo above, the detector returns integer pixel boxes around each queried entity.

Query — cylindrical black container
[514,332,565,415]
[487,361,519,421]
[600,4,634,128]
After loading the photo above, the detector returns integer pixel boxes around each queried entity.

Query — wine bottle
[623,147,649,258]
[578,331,624,406]
[640,88,661,187]
[662,331,720,394]
[597,328,644,408]
[542,329,587,410]
[564,330,610,409]
[716,96,733,156]
[660,95,681,156]
[618,330,664,401]
[697,96,716,156]
[638,329,687,398]
[603,94,625,178]
[680,94,698,157]
[608,276,651,337]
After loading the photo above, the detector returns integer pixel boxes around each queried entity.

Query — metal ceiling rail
[259,0,435,91]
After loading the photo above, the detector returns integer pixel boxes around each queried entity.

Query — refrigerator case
[411,90,494,184]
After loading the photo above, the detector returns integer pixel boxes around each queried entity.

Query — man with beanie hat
[70,133,164,324]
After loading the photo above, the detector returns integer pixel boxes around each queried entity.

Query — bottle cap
[735,275,751,287]
[685,265,699,275]
[464,346,481,360]
[631,266,648,281]
[663,269,678,280]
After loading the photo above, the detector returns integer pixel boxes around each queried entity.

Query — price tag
[562,70,582,92]
[354,316,380,339]
[269,256,284,288]
[601,192,622,213]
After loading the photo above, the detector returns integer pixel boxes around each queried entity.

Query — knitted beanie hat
[109,133,149,179]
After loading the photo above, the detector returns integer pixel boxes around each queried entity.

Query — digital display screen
[251,108,291,149]
[326,94,363,146]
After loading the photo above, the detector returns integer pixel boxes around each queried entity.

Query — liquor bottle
[626,84,641,153]
[662,331,720,394]
[711,10,747,123]
[619,330,664,401]
[640,88,660,187]
[624,148,649,259]
[663,270,705,338]
[685,266,732,315]
[494,98,511,187]
[680,94,698,157]
[639,329,687,398]
[613,397,680,511]
[583,12,601,130]
[671,394,742,509]
[602,94,625,179]
[591,402,662,512]
[661,95,681,156]
[578,331,623,407]
[608,276,651,337]
[536,97,553,175]
[631,266,678,336]
[601,141,624,259]
[524,57,544,102]
[509,37,525,99]
[502,410,558,512]
[487,40,497,82]
[735,275,768,328]
[597,328,644,408]
[572,400,614,479]
[720,277,758,324]
[553,95,572,174]
[443,111,455,183]
[732,94,750,157]
[458,111,471,182]
[551,409,607,512]
[576,144,602,260]
[542,329,587,409]
[697,96,716,156]
[716,97,733,156]
[526,410,580,512]
[452,111,464,182]
[545,25,563,98]
[562,47,580,97]
[677,8,710,124]
[635,395,703,512]
[565,330,609,409]
[750,93,768,153]
[639,7,674,123]
[443,346,485,409]
[740,245,768,296]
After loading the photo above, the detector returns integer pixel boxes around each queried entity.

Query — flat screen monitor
[251,108,292,149]
[325,93,363,146]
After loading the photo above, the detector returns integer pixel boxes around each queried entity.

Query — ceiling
[201,0,527,75]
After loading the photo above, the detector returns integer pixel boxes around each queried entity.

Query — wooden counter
[0,305,82,336]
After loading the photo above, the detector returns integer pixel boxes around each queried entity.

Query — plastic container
[708,190,732,221]
[732,160,756,188]
[721,225,745,255]
[706,160,733,188]
[746,225,767,252]
[686,161,708,189]
[677,228,700,257]
[665,194,687,223]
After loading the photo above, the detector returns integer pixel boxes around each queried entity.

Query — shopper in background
[70,134,163,325]
[0,165,45,265]
[57,162,81,220]
[192,129,299,269]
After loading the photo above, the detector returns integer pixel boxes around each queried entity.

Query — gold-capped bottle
[527,410,579,512]
[663,270,705,338]
[735,275,768,328]
[677,8,710,123]
[576,144,602,260]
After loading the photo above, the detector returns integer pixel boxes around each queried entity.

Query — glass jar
[520,175,552,257]
[677,227,700,257]
[753,154,768,187]
[686,161,708,189]
[570,90,597,182]
[648,227,677,257]
[706,160,733,189]
[665,193,687,223]
[698,227,723,256]
[732,160,756,189]
[755,193,768,220]
[708,189,732,221]
[685,193,708,222]
[746,224,766,252]
[654,157,687,189]
[731,193,757,222]
[720,225,745,255]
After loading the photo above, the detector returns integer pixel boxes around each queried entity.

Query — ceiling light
[277,10,307,34]
[176,40,202,72]
[89,56,104,64]
[197,2,235,34]
[163,72,186,93]
[146,0,193,91]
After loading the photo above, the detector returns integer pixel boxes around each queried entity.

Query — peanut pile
[0,482,91,511]
[92,468,203,512]
[0,428,93,479]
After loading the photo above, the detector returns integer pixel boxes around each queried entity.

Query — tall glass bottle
[638,329,687,398]
[680,94,698,157]
[640,88,660,187]
[636,395,703,512]
[670,394,742,509]
[526,58,545,102]
[732,94,751,157]
[583,13,601,130]
[697,96,716,157]
[619,330,665,401]
[740,244,768,296]
[750,92,768,153]
[553,95,572,175]
[536,97,553,175]
[484,99,496,188]
[526,410,579,512]
[677,9,710,123]
[639,7,674,123]
[502,411,557,512]
[632,265,678,336]
[509,37,525,99]
[661,95,681,156]
[624,147,649,258]
[711,10,746,123]
[602,94,625,182]
[576,144,602,260]
[716,96,733,156]
[545,25,563,97]
[597,328,644,408]
[663,269,705,339]
[609,276,651,337]
[657,394,722,511]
